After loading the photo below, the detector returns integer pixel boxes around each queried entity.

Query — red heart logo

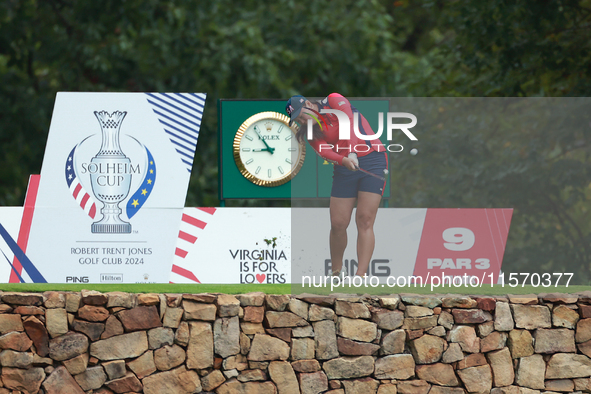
[256,274,266,283]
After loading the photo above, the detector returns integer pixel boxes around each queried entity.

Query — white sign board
[0,207,26,282]
[170,208,291,284]
[291,208,427,283]
[1,204,511,285]
[24,92,206,283]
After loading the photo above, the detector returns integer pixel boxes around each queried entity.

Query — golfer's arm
[309,138,344,165]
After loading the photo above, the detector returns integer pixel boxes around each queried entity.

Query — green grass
[0,283,291,294]
[0,283,589,295]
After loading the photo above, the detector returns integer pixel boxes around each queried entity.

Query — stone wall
[1,291,591,394]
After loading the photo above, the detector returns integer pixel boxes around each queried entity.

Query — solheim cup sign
[23,92,206,283]
[87,111,135,234]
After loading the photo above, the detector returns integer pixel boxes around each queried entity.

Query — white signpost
[22,92,206,283]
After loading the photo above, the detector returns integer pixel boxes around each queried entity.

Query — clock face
[233,112,305,187]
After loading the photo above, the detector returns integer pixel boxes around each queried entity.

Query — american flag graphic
[126,146,156,219]
[145,93,206,173]
[8,175,40,283]
[65,146,97,218]
[169,207,217,283]
[1,222,46,283]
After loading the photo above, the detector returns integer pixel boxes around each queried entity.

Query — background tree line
[1,0,589,281]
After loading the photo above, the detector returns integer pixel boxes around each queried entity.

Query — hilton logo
[100,273,123,283]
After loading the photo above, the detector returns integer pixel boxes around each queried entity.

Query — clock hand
[253,126,275,154]
[252,148,273,152]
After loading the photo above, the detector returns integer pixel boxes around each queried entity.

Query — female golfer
[286,94,388,277]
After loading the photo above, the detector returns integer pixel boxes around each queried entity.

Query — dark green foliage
[0,0,589,281]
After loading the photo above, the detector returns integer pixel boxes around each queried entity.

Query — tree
[0,0,589,281]
[0,0,401,206]
[387,0,591,282]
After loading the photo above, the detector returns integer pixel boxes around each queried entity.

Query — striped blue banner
[145,93,206,173]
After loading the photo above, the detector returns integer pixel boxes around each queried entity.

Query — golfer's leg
[355,191,381,276]
[329,197,356,273]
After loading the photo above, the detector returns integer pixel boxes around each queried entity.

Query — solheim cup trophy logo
[90,111,133,234]
[64,109,157,235]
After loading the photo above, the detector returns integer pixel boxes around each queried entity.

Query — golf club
[347,153,388,181]
[354,165,387,182]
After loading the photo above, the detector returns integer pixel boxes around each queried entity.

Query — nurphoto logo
[305,109,418,153]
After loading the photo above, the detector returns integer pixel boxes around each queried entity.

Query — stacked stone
[1,291,591,393]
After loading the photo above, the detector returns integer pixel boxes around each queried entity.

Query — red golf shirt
[308,93,385,165]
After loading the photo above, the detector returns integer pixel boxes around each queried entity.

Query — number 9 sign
[412,209,513,283]
[442,227,475,251]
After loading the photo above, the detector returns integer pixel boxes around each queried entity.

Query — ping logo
[65,276,89,283]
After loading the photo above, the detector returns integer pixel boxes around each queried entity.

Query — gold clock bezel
[233,111,306,187]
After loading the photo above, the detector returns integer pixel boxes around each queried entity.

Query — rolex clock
[233,111,306,187]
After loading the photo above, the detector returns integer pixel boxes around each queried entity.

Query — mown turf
[0,283,589,295]
[0,283,291,294]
